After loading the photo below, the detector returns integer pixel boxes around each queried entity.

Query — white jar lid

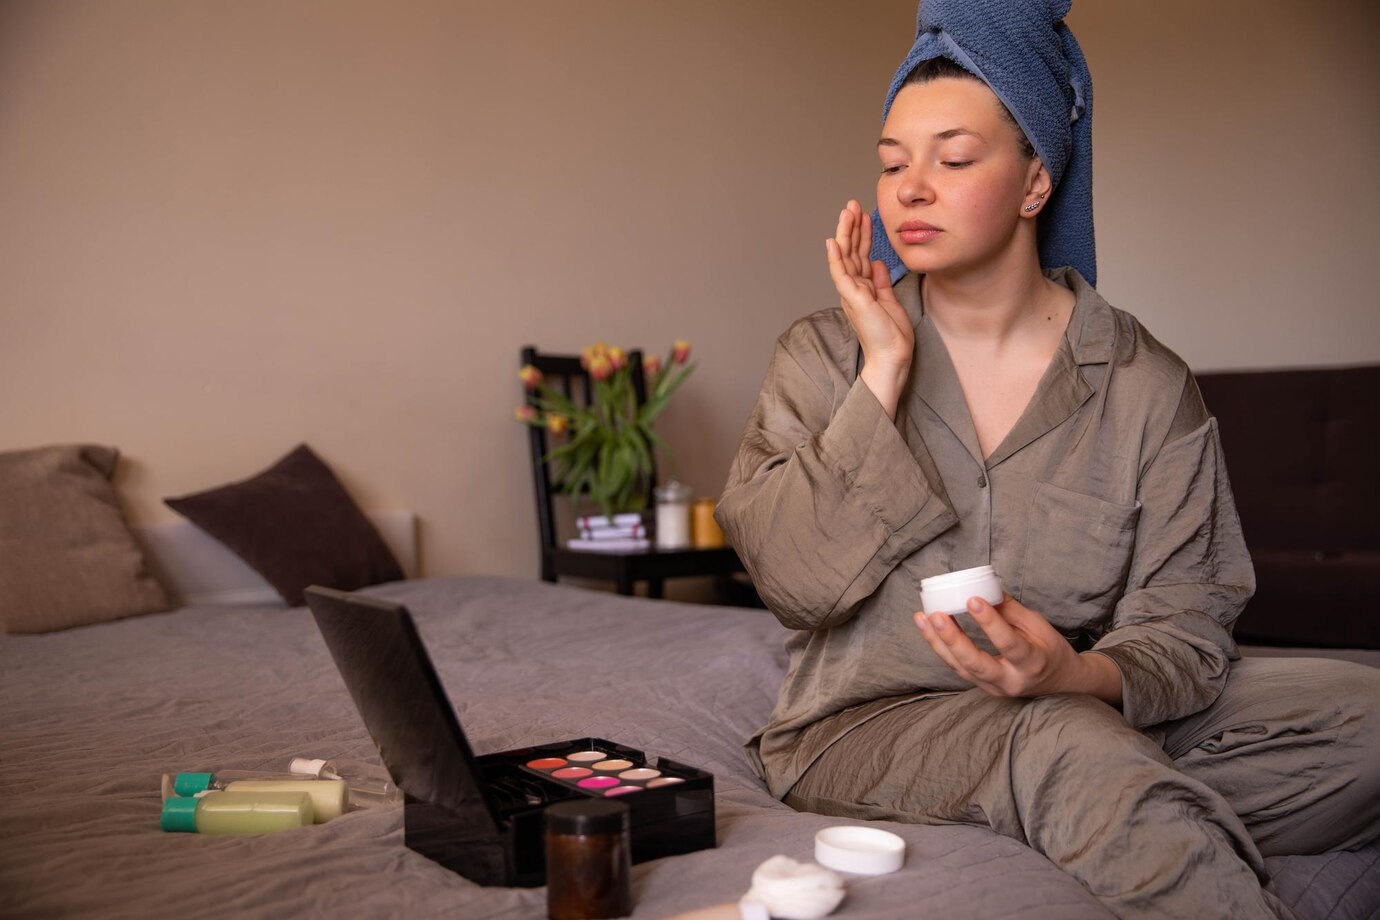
[920,564,995,591]
[813,825,906,875]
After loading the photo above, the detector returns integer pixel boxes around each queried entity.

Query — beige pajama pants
[783,658,1380,920]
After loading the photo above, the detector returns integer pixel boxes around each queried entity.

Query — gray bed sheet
[1,575,1376,919]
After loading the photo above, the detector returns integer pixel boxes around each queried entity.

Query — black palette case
[306,586,716,887]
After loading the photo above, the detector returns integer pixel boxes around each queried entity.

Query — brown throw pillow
[0,444,172,633]
[164,444,403,607]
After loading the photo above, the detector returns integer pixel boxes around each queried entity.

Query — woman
[715,3,1380,918]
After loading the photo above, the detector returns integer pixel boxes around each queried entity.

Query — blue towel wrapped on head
[870,0,1095,287]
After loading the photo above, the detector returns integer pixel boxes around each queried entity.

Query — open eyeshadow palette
[476,736,715,879]
[305,586,715,887]
[484,737,708,802]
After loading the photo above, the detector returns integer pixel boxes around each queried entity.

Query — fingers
[914,612,972,679]
[824,238,852,291]
[870,260,905,314]
[966,597,1031,666]
[861,207,873,265]
[870,258,893,296]
[849,201,864,273]
[825,239,868,313]
[833,201,875,283]
[993,594,1057,639]
[915,611,1003,685]
[869,259,915,352]
[839,204,850,271]
[834,205,860,280]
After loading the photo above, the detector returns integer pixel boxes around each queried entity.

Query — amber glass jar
[545,799,632,920]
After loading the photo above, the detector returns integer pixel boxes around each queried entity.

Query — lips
[896,219,942,244]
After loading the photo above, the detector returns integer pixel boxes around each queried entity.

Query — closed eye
[943,161,974,168]
[881,165,905,175]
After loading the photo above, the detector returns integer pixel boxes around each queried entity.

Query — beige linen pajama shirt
[716,266,1380,920]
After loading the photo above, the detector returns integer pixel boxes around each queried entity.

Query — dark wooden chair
[521,344,748,598]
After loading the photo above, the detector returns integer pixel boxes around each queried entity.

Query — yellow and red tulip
[608,346,627,371]
[588,354,613,381]
[581,342,610,370]
[643,353,662,377]
[672,339,692,364]
[518,364,543,390]
[514,405,538,423]
[546,413,569,434]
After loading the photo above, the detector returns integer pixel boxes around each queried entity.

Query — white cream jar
[919,565,1004,615]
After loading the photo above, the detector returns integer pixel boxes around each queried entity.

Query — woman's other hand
[913,594,1124,706]
[825,200,914,420]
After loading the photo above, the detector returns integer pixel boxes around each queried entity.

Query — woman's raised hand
[825,200,914,419]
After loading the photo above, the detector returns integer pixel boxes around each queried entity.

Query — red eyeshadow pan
[526,758,566,770]
[552,767,593,779]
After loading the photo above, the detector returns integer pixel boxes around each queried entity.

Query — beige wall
[2,1,1377,587]
[1074,1,1380,371]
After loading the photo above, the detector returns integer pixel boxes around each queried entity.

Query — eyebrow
[877,128,985,147]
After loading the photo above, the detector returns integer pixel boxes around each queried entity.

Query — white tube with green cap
[288,756,402,807]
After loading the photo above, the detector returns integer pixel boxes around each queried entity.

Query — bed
[4,561,1379,919]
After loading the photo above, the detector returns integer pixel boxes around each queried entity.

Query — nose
[896,166,934,207]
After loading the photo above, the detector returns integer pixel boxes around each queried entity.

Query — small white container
[654,480,693,550]
[814,825,906,875]
[919,565,1004,616]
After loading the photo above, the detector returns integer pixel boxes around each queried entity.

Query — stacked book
[566,512,651,552]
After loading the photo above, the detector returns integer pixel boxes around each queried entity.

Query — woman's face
[876,77,1041,277]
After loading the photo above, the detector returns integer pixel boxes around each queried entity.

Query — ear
[1023,157,1054,216]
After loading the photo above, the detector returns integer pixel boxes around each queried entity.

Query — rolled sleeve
[1093,411,1254,729]
[717,334,956,632]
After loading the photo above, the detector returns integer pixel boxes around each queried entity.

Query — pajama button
[977,473,987,488]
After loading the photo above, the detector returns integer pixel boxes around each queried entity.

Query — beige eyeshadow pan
[618,768,660,781]
[646,777,684,788]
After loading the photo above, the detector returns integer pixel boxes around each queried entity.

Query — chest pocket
[1016,480,1141,641]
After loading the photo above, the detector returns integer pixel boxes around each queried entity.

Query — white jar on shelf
[654,480,693,550]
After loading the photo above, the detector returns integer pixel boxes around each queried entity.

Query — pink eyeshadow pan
[552,767,593,779]
[577,776,620,790]
[526,758,566,770]
[604,786,641,797]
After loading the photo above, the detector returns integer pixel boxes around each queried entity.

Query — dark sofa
[1195,364,1379,649]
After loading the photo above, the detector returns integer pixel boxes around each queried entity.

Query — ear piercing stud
[1023,194,1045,214]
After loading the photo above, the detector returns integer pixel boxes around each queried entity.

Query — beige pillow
[0,444,171,633]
